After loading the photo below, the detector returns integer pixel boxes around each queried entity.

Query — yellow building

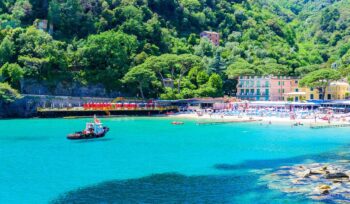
[326,82,349,100]
[284,81,349,102]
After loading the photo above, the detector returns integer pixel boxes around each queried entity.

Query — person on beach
[314,114,317,123]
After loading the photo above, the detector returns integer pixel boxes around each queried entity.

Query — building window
[282,81,285,86]
[278,81,281,86]
[310,94,314,99]
[295,88,299,92]
[295,80,298,84]
[327,94,332,100]
[310,87,314,91]
[282,89,285,93]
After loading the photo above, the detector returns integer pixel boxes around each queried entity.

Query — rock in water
[315,185,331,195]
[297,169,311,178]
[325,173,349,179]
[322,189,330,195]
[319,185,331,190]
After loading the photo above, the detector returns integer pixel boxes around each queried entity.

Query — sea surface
[1,117,350,203]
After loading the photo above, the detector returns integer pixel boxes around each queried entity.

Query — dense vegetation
[0,0,350,100]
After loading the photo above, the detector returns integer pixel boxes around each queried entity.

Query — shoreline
[2,114,350,128]
[164,113,350,126]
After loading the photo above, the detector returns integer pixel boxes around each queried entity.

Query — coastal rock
[325,173,349,180]
[332,180,343,183]
[297,165,307,170]
[319,185,331,190]
[310,169,326,175]
[314,185,331,195]
[309,175,321,180]
[262,162,350,203]
[297,169,311,178]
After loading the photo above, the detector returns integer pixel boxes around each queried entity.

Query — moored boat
[171,121,184,125]
[67,116,109,140]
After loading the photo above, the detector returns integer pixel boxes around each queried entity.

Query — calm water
[1,117,350,203]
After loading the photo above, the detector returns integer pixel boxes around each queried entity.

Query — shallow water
[0,117,349,203]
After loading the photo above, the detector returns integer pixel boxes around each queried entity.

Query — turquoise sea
[1,117,350,203]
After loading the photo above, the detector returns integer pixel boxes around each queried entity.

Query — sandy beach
[166,113,350,126]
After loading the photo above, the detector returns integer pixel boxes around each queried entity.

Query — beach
[166,112,350,126]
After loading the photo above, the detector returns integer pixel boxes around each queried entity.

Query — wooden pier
[197,119,262,125]
[310,123,350,129]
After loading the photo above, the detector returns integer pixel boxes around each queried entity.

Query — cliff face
[21,79,122,98]
[0,97,38,118]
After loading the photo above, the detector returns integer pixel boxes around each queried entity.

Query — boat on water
[67,116,109,140]
[171,121,184,125]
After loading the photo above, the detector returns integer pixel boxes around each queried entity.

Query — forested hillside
[0,0,350,100]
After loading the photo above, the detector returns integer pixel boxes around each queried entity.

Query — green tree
[299,69,341,100]
[0,82,21,103]
[295,65,321,77]
[194,38,215,57]
[15,27,66,79]
[11,0,32,21]
[0,37,15,66]
[226,59,254,79]
[122,65,157,99]
[208,73,223,96]
[77,30,137,89]
[160,87,177,100]
[196,71,209,85]
[176,54,202,93]
[49,0,95,38]
[0,63,24,89]
[209,50,226,74]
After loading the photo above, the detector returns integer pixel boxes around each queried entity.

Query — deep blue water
[0,117,349,203]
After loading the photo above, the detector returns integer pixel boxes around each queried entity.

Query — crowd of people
[178,104,350,124]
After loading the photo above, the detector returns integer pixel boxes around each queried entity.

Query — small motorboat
[171,121,184,125]
[67,116,109,140]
